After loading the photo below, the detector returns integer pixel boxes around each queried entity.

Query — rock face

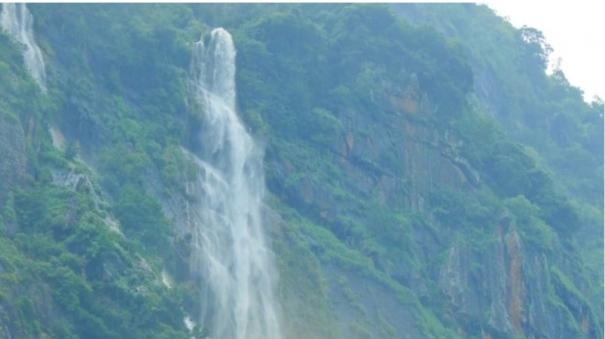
[440,224,600,339]
[263,85,454,337]
[439,226,528,336]
[265,77,601,338]
[273,82,475,220]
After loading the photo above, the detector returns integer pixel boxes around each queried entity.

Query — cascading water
[1,3,47,91]
[2,5,122,236]
[186,28,281,339]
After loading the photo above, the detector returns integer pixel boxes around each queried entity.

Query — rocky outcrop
[48,129,123,235]
[440,225,522,337]
[439,223,597,338]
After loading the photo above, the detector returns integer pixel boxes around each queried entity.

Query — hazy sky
[482,0,604,101]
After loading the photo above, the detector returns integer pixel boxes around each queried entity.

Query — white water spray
[1,3,46,91]
[186,28,281,339]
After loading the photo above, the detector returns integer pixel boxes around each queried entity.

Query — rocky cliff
[0,4,602,339]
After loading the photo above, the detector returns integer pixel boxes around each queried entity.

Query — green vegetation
[0,3,601,339]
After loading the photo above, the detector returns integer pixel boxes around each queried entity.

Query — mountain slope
[0,4,602,339]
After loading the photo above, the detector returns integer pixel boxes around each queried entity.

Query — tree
[520,26,553,71]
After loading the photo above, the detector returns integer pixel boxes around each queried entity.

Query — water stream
[186,28,281,339]
[1,3,47,91]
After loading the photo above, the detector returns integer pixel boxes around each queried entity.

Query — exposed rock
[438,223,596,338]
[506,228,524,335]
[49,126,66,151]
[51,165,123,235]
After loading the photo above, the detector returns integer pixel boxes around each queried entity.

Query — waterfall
[187,28,281,339]
[1,3,46,91]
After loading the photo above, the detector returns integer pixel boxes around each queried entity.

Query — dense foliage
[0,4,601,339]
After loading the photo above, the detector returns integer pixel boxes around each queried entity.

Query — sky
[481,0,604,101]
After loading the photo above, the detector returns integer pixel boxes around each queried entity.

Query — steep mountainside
[0,4,602,339]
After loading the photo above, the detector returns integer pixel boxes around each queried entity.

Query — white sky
[481,0,604,101]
